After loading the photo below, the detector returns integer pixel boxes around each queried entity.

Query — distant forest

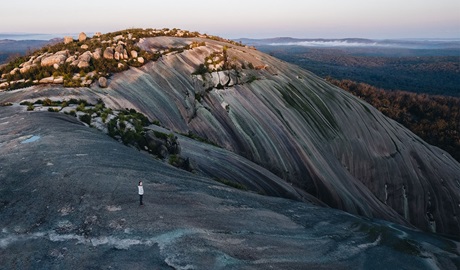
[258,45,460,97]
[327,78,460,162]
[0,39,58,65]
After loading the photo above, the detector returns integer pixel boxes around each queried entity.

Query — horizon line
[1,32,459,41]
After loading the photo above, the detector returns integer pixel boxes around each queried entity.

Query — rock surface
[0,106,458,269]
[0,36,459,238]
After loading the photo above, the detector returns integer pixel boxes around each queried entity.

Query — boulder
[137,57,145,64]
[53,63,60,70]
[212,71,233,87]
[79,51,92,62]
[10,68,19,75]
[53,76,64,84]
[82,80,92,86]
[113,35,123,42]
[41,53,67,67]
[81,44,89,50]
[19,66,30,74]
[103,47,114,59]
[118,63,124,69]
[93,48,102,60]
[98,77,108,88]
[66,55,76,63]
[123,49,129,59]
[130,50,138,58]
[33,56,42,64]
[63,36,73,44]
[115,44,124,54]
[94,32,102,37]
[77,61,90,68]
[55,50,69,56]
[20,64,36,74]
[39,76,55,84]
[0,82,9,89]
[114,52,120,61]
[79,32,87,42]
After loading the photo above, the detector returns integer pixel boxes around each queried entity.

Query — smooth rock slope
[0,106,458,269]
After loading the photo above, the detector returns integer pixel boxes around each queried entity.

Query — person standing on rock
[138,181,144,206]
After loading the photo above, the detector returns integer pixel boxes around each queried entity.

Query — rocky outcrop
[40,50,68,67]
[76,51,92,68]
[19,60,37,74]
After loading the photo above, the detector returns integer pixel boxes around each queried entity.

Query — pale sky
[1,0,459,39]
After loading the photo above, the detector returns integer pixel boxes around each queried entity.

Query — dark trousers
[139,194,143,205]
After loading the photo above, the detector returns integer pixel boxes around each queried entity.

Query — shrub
[76,103,86,112]
[121,129,143,146]
[192,64,208,75]
[101,112,108,123]
[118,120,126,131]
[42,98,53,106]
[168,154,180,166]
[107,118,118,137]
[214,178,248,190]
[79,114,92,125]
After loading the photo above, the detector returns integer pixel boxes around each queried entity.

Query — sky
[1,0,459,39]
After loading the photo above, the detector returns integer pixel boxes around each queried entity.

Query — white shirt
[138,185,144,195]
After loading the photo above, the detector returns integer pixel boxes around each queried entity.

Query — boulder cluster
[0,32,147,89]
[0,28,244,91]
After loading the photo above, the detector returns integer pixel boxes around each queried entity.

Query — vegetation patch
[213,178,248,191]
[181,131,220,147]
[17,97,195,171]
